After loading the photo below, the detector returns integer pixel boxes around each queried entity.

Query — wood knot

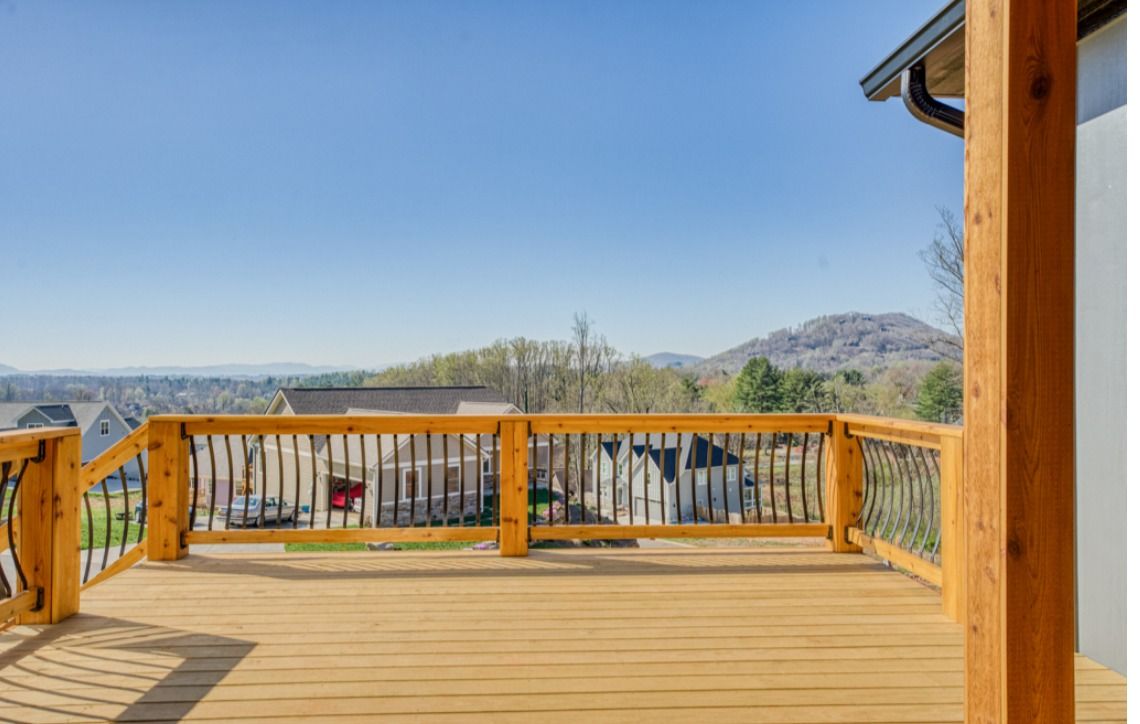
[1007,537,1022,558]
[1030,73,1052,100]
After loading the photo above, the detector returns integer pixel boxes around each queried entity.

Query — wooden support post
[18,431,81,625]
[498,420,529,557]
[964,0,1076,720]
[147,420,189,561]
[938,435,964,623]
[825,423,863,553]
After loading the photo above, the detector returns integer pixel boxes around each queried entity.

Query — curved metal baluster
[689,434,699,523]
[735,434,745,524]
[924,447,943,559]
[99,478,112,573]
[276,434,286,527]
[240,436,252,529]
[134,453,147,545]
[577,434,585,524]
[897,445,919,550]
[913,444,937,558]
[719,433,729,524]
[189,436,199,529]
[458,434,466,526]
[7,461,30,591]
[408,434,417,527]
[866,439,890,536]
[611,433,619,524]
[752,433,762,523]
[884,443,908,544]
[81,489,93,585]
[337,433,346,529]
[292,435,301,529]
[0,462,13,596]
[798,433,809,524]
[390,434,400,528]
[445,433,452,527]
[566,433,573,525]
[856,437,875,528]
[767,433,777,524]
[814,432,825,522]
[258,435,268,528]
[325,435,335,529]
[116,465,131,558]
[904,445,926,554]
[340,435,350,529]
[628,433,636,526]
[782,433,793,523]
[207,435,218,531]
[377,435,387,528]
[223,436,236,531]
[309,436,319,529]
[359,435,368,528]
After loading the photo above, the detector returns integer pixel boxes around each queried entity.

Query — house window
[100,420,110,437]
[744,487,755,508]
[696,469,708,487]
[402,468,422,500]
[726,466,737,483]
[600,460,610,476]
[26,422,44,429]
[446,465,461,494]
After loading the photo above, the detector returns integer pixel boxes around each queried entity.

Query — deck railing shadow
[0,617,253,722]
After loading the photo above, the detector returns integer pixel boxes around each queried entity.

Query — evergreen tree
[734,357,783,412]
[915,362,963,423]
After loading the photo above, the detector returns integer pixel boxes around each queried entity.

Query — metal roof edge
[859,0,965,101]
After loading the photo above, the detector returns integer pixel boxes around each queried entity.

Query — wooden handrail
[528,413,831,434]
[0,427,79,466]
[837,413,961,450]
[80,422,148,493]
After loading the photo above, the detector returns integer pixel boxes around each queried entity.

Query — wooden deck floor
[0,548,1125,722]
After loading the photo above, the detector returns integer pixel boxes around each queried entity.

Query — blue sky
[0,0,962,370]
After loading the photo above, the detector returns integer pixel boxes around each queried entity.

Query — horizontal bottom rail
[847,529,942,586]
[0,590,38,625]
[531,523,830,541]
[187,527,500,546]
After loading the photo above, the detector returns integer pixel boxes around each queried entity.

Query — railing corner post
[18,430,81,625]
[498,420,529,557]
[147,420,189,562]
[825,423,863,553]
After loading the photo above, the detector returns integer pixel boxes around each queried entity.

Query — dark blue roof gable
[634,437,753,486]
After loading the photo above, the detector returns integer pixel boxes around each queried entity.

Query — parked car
[215,496,296,527]
[331,483,363,510]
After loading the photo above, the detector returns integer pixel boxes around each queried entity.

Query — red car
[331,483,363,510]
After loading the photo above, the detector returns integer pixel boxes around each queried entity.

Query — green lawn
[80,493,146,551]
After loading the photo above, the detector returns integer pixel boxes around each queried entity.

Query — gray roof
[860,0,1125,101]
[273,386,512,415]
[0,401,122,433]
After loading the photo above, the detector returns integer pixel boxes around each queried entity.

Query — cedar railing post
[18,430,81,625]
[825,421,863,553]
[938,434,965,623]
[147,419,189,561]
[498,419,529,557]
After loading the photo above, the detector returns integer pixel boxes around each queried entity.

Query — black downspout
[901,62,964,138]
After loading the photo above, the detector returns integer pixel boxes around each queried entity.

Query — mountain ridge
[693,312,957,377]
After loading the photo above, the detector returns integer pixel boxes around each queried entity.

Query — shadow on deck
[0,548,1125,722]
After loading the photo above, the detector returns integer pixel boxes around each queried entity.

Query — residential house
[0,402,137,483]
[258,387,524,526]
[595,434,756,524]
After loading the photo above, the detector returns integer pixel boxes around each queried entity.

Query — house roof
[270,386,514,416]
[604,434,751,486]
[0,401,123,433]
[860,0,1125,101]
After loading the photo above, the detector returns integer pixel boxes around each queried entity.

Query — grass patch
[80,494,146,551]
[285,542,367,552]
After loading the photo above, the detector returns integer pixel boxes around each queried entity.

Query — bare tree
[571,312,611,413]
[919,206,965,348]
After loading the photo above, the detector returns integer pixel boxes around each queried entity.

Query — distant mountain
[0,363,359,378]
[694,312,958,377]
[645,352,704,369]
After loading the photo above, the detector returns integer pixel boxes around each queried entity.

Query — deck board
[0,548,1124,722]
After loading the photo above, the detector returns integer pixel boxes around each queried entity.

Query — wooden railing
[837,414,964,622]
[0,428,81,626]
[0,412,965,626]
